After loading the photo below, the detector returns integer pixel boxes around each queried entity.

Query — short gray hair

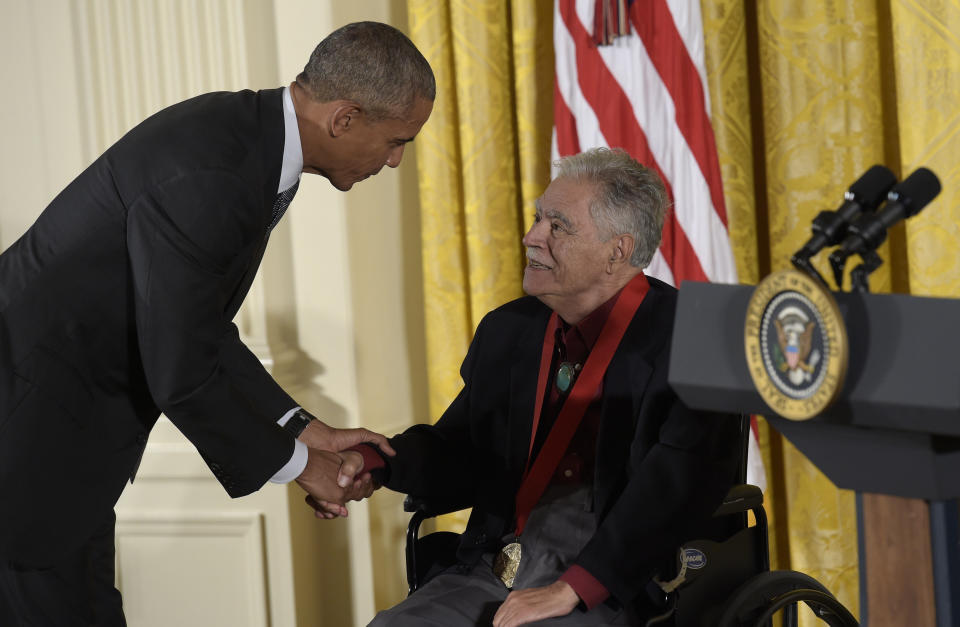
[297,21,436,120]
[554,148,668,268]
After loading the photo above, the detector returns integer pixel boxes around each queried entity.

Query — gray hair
[554,147,668,268]
[297,21,436,120]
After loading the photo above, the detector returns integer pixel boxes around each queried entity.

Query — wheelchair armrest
[713,484,763,518]
[403,493,473,518]
[711,483,770,572]
[404,493,473,595]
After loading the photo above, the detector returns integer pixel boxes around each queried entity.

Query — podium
[668,281,960,626]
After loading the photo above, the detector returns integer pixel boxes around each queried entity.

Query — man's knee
[368,566,504,626]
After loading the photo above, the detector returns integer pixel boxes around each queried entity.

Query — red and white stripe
[553,0,766,491]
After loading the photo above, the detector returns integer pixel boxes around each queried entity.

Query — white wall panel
[116,513,269,627]
[0,0,85,249]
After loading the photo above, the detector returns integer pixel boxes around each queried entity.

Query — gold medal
[492,541,522,588]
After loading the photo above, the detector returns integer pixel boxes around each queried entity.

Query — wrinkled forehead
[536,176,597,215]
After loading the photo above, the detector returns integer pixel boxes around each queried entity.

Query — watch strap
[283,408,315,438]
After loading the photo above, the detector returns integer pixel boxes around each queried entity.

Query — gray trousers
[370,484,641,626]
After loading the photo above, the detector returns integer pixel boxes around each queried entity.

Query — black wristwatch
[283,408,316,438]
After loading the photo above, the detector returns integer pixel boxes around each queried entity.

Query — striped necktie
[269,179,300,231]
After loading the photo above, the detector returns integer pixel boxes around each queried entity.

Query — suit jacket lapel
[225,87,286,319]
[258,87,286,210]
[507,307,551,482]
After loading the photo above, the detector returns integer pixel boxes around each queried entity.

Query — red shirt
[532,293,617,487]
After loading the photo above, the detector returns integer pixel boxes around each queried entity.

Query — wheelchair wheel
[716,570,858,627]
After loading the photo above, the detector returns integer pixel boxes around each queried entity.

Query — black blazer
[0,88,298,566]
[383,277,740,607]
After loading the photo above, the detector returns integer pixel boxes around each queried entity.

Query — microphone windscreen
[848,164,897,209]
[892,167,942,218]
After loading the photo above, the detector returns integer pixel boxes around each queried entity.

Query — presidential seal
[744,269,848,420]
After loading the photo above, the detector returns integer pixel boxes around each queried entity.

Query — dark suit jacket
[0,88,298,566]
[383,277,740,607]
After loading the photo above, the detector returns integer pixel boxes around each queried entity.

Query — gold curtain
[404,0,960,622]
[891,0,960,297]
[407,0,554,420]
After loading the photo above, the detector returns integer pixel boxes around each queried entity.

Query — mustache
[525,252,551,268]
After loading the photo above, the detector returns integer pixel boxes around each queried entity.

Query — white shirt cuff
[270,439,308,484]
[270,406,308,484]
[276,406,301,428]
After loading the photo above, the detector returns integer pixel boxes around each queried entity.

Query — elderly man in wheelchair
[334,148,856,626]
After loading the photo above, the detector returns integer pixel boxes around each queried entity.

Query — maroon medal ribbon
[514,273,650,535]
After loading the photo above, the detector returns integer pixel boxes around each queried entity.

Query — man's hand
[338,450,375,499]
[304,450,377,519]
[294,448,349,518]
[298,420,396,458]
[492,580,580,627]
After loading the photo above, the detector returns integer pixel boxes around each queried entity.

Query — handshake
[292,420,394,519]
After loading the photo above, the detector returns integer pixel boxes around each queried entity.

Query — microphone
[828,167,941,286]
[791,165,896,287]
[793,165,897,259]
[833,167,941,255]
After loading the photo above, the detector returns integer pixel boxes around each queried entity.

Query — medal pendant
[492,541,522,588]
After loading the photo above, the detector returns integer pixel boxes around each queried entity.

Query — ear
[607,234,635,271]
[329,102,362,138]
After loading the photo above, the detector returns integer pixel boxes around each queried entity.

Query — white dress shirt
[268,86,308,484]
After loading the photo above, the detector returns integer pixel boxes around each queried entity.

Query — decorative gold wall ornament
[745,270,849,420]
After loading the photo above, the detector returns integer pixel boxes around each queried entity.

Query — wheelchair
[403,417,859,627]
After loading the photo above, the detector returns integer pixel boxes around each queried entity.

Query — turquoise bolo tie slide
[556,362,581,393]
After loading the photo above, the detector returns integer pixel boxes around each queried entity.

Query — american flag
[553,0,767,491]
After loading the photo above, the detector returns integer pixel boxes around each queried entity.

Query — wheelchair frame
[402,416,859,627]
